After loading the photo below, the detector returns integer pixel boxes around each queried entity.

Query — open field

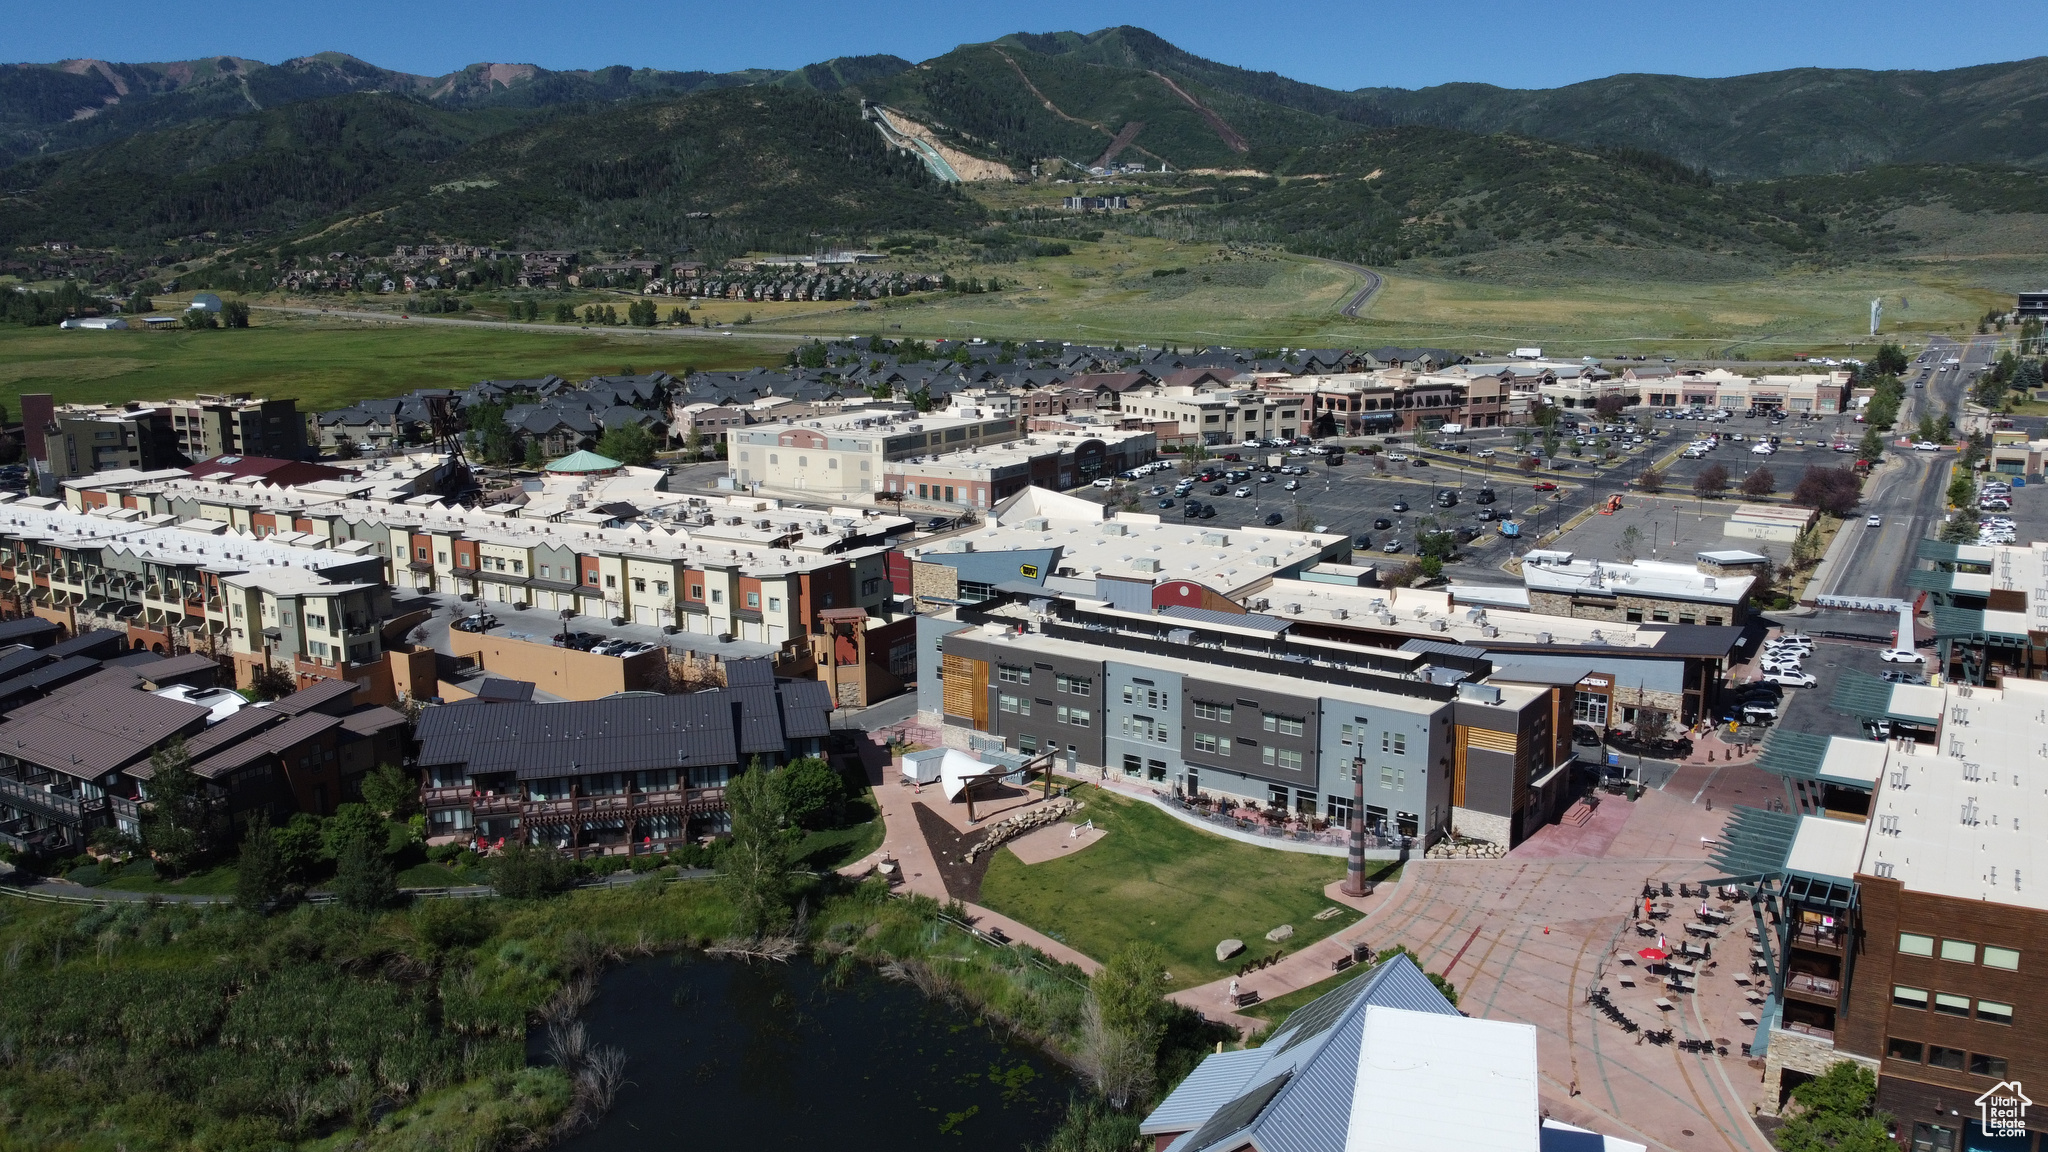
[976,785,1355,990]
[0,311,786,416]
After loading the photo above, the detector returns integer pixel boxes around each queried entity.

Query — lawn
[394,862,479,888]
[100,861,241,895]
[793,789,885,871]
[976,785,1361,990]
[0,311,786,418]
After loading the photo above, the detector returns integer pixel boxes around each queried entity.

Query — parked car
[1532,481,1558,492]
[1374,517,1393,530]
[1381,540,1404,553]
[1234,486,1253,498]
[1880,648,1927,664]
[1264,511,1285,526]
[1158,498,1175,508]
[1391,500,1409,512]
[1474,488,1496,504]
[1760,670,1817,688]
[1880,670,1926,684]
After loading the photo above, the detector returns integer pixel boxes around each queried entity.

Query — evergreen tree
[718,758,791,935]
[142,740,216,875]
[330,832,397,913]
[234,812,288,911]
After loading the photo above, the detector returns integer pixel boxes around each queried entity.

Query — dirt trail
[1093,121,1146,170]
[1150,71,1249,153]
[993,49,1171,169]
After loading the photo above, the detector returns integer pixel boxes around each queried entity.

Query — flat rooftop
[1860,678,2048,911]
[910,517,1342,597]
[0,494,367,577]
[1521,554,1751,607]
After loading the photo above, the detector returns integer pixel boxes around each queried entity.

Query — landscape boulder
[1266,924,1296,943]
[1216,938,1245,962]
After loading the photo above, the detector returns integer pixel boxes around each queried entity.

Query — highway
[1814,333,1998,601]
[1307,257,1384,317]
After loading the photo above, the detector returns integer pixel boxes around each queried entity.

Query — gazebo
[543,450,624,476]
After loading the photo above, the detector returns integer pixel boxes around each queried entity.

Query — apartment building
[414,658,831,857]
[728,403,1024,496]
[22,393,304,479]
[1713,679,2046,1150]
[1519,549,1760,627]
[1116,382,1305,446]
[0,660,406,859]
[880,428,1156,510]
[1278,372,1517,435]
[916,589,1575,849]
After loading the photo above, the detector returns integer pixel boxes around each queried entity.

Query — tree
[127,290,154,315]
[1873,343,1909,376]
[1858,428,1886,460]
[235,812,288,911]
[1085,941,1170,1110]
[322,802,386,860]
[1637,468,1664,494]
[274,813,323,884]
[1938,514,1978,544]
[1694,463,1729,497]
[553,301,577,323]
[1741,467,1776,497]
[523,440,545,469]
[333,433,361,460]
[248,663,295,701]
[776,756,845,830]
[1594,394,1629,420]
[1947,473,1977,508]
[683,428,706,461]
[597,422,656,467]
[331,832,397,913]
[1773,1062,1893,1152]
[359,764,419,820]
[222,299,251,328]
[180,309,218,331]
[142,740,216,875]
[1517,456,1539,475]
[1618,525,1642,562]
[489,840,577,899]
[1792,467,1863,517]
[1916,410,1948,445]
[718,759,791,935]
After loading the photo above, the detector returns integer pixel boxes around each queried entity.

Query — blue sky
[14,0,2045,91]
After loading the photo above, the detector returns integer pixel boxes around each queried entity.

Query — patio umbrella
[1638,947,1669,962]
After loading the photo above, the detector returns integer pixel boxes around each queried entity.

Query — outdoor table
[1699,908,1731,923]
[1668,961,1697,977]
[1618,975,1636,987]
[1654,997,1675,1011]
[1745,991,1765,1004]
[1738,1011,1759,1026]
[1684,922,1719,938]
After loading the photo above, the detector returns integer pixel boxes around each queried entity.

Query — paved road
[1307,257,1384,318]
[254,304,810,344]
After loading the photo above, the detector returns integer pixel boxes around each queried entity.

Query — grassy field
[100,861,241,895]
[0,311,787,418]
[976,785,1357,990]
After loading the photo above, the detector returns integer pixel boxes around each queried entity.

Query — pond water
[547,954,1076,1151]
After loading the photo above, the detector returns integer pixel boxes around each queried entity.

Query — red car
[1532,481,1559,491]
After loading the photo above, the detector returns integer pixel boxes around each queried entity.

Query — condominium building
[21,393,304,479]
[1116,382,1305,445]
[1714,678,2047,1149]
[728,403,1024,496]
[879,428,1156,510]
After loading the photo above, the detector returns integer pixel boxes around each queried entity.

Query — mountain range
[3,28,2047,269]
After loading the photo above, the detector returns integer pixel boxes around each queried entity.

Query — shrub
[489,842,577,899]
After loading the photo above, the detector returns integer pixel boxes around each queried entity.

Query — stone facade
[1526,589,1741,628]
[910,561,960,603]
[1759,1028,1879,1117]
[1451,806,1513,846]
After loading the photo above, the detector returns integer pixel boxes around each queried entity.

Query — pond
[547,954,1076,1151]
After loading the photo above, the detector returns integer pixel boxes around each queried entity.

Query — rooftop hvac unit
[1430,619,1448,631]
[1333,607,1348,619]
[1287,603,1302,614]
[1252,598,1270,611]
[1167,628,1194,645]
[1480,625,1499,638]
[1590,629,1604,643]
[1537,632,1552,644]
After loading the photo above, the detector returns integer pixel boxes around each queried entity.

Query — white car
[1867,515,1882,527]
[1751,443,1775,455]
[1880,648,1926,664]
[1915,441,1940,451]
[1761,670,1817,688]
[1386,452,1410,462]
[1091,478,1113,488]
[1234,486,1253,498]
[1476,448,1495,458]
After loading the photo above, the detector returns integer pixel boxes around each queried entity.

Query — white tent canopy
[900,748,1008,800]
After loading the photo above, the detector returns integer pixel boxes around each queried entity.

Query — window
[1898,933,1935,957]
[1056,674,1092,697]
[798,456,808,467]
[305,613,327,630]
[1193,733,1230,756]
[1887,1038,1924,1062]
[1969,1053,2008,1079]
[1976,1000,2013,1025]
[999,694,1028,715]
[1926,1045,1965,1071]
[768,597,781,611]
[437,551,449,564]
[1382,731,1407,756]
[456,553,472,568]
[1194,701,1231,723]
[1893,986,1929,1009]
[1651,610,1670,623]
[1940,939,1977,964]
[1122,755,1142,776]
[998,665,1030,685]
[689,584,703,600]
[1933,993,1971,1017]
[1057,706,1090,727]
[1340,721,1366,745]
[515,561,525,574]
[746,592,760,609]
[711,590,724,604]
[1123,685,1169,709]
[605,575,618,589]
[1910,1124,1957,1152]
[1262,747,1304,772]
[1263,714,1305,737]
[1625,610,1644,623]
[633,578,646,593]
[1982,945,2019,970]
[1018,734,1037,755]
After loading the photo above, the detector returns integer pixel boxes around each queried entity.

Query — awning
[1706,805,1799,883]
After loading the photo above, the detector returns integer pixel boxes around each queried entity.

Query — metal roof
[475,678,536,702]
[1149,955,1460,1152]
[267,677,363,715]
[0,655,104,705]
[1828,670,1898,720]
[1754,731,1831,783]
[414,680,830,780]
[0,618,60,645]
[724,658,774,688]
[1707,806,1800,882]
[0,683,210,779]
[1160,605,1291,634]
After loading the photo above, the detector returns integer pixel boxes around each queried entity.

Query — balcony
[422,786,474,809]
[0,775,82,822]
[1785,972,1841,1001]
[1790,924,1844,952]
[440,787,729,820]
